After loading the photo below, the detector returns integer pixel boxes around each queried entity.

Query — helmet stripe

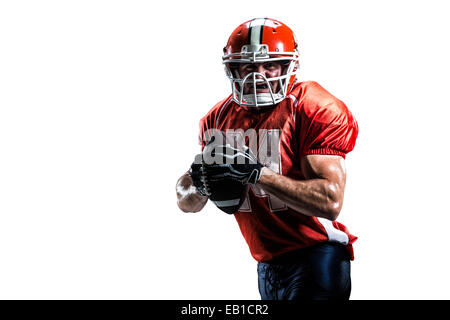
[248,18,266,45]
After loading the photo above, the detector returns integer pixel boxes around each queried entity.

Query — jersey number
[228,129,288,213]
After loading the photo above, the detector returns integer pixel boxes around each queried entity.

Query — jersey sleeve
[198,116,209,151]
[298,82,358,159]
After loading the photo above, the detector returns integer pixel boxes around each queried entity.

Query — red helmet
[223,18,299,107]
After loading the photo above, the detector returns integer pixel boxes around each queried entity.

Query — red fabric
[198,81,359,262]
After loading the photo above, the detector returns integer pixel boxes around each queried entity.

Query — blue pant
[257,242,351,300]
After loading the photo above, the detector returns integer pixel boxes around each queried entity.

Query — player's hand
[189,142,263,197]
[189,143,259,214]
[202,143,263,185]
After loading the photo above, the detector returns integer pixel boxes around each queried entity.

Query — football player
[176,18,358,300]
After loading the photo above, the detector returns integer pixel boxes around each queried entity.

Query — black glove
[188,141,261,214]
[202,143,263,185]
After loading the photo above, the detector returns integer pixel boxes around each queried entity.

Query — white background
[0,0,449,299]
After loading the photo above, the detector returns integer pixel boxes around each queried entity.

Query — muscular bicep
[300,154,347,203]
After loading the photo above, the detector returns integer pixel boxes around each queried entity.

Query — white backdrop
[1,0,449,299]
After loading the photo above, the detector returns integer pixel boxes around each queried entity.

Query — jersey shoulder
[199,95,233,128]
[290,81,358,157]
[291,81,353,126]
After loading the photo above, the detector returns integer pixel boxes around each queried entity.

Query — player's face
[238,62,283,94]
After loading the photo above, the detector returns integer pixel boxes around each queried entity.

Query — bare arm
[257,155,346,221]
[176,171,208,213]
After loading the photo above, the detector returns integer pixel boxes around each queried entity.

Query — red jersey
[198,81,359,262]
